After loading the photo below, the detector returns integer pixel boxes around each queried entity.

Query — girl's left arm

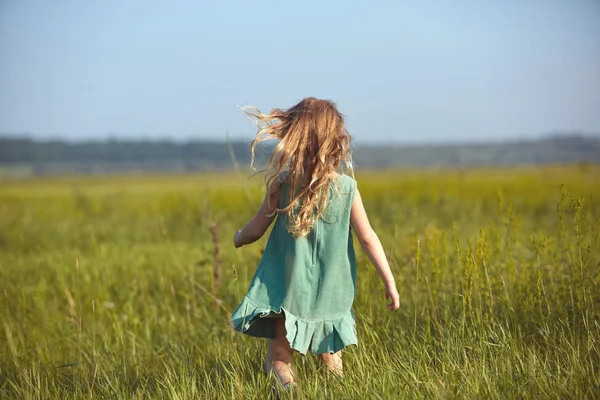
[233,180,281,248]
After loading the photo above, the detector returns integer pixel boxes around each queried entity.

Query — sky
[0,0,599,144]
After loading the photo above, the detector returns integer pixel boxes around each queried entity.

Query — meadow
[0,165,599,399]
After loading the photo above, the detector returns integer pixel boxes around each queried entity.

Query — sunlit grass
[1,165,599,399]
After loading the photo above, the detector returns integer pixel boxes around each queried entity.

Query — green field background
[1,165,599,399]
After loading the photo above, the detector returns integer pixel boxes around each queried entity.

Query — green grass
[1,165,599,399]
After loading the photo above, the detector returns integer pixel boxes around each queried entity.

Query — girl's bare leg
[318,351,343,376]
[265,318,295,386]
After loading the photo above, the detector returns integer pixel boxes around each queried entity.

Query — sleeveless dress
[230,174,358,354]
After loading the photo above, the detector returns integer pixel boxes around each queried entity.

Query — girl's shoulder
[336,172,355,183]
[331,173,357,201]
[335,172,357,189]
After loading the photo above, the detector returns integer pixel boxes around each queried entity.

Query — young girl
[231,97,399,390]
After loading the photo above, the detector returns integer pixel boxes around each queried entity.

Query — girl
[231,97,399,390]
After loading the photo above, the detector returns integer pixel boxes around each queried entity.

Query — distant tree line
[0,138,252,167]
[0,134,598,176]
[354,134,600,168]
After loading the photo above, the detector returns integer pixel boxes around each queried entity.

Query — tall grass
[0,165,598,399]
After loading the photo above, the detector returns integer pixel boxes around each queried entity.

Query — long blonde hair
[244,97,353,237]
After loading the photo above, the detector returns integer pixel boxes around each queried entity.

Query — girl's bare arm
[350,189,400,310]
[234,181,280,248]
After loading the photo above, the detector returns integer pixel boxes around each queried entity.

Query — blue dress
[230,174,358,354]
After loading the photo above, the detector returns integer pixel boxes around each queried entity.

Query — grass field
[1,165,599,399]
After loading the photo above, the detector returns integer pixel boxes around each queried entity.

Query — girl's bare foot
[265,318,296,388]
[318,351,343,377]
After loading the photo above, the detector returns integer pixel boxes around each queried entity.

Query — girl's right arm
[233,180,280,248]
[350,189,400,310]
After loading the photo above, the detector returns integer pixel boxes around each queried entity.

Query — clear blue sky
[1,0,599,143]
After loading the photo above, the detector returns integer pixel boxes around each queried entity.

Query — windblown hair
[244,97,353,238]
